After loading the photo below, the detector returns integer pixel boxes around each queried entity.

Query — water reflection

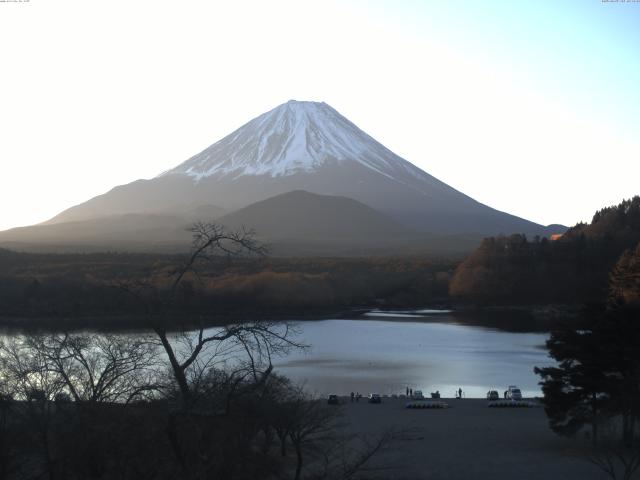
[272,313,552,398]
[2,310,553,399]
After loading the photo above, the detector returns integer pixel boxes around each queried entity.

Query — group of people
[349,387,464,400]
[403,387,462,398]
[349,392,362,402]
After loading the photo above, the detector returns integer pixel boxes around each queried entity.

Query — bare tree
[158,320,303,407]
[587,422,640,480]
[588,444,640,480]
[121,223,304,406]
[287,395,339,480]
[112,223,307,478]
[269,385,396,480]
[0,337,68,480]
[335,431,396,480]
[0,336,65,402]
[28,333,162,404]
[0,392,15,480]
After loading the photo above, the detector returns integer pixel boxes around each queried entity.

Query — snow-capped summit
[161,100,427,183]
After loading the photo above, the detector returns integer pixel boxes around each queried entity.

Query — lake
[1,309,553,399]
[271,310,552,398]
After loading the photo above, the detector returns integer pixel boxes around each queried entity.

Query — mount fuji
[0,100,562,254]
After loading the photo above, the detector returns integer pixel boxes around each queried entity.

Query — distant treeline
[3,196,638,327]
[0,250,456,328]
[450,196,640,305]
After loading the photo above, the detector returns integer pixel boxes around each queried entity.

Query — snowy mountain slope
[25,100,561,244]
[161,100,437,186]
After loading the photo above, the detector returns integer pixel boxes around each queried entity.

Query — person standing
[406,386,409,397]
[458,387,463,399]
[350,391,354,403]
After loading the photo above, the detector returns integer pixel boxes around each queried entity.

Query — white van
[506,386,522,400]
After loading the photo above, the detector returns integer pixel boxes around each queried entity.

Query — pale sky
[1,0,638,231]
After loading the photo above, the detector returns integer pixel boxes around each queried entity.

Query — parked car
[412,390,425,400]
[487,390,499,401]
[368,393,381,404]
[327,394,339,405]
[506,386,522,400]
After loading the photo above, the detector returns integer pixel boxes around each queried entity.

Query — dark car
[487,390,499,401]
[327,394,339,405]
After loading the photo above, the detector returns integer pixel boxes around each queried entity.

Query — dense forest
[449,197,640,305]
[0,247,455,328]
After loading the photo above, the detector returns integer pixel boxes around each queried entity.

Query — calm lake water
[271,310,552,398]
[4,309,552,399]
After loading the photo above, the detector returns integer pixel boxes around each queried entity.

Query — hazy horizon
[1,0,638,231]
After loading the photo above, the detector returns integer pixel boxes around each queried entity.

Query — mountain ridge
[2,100,565,254]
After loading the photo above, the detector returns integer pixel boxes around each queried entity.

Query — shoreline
[0,303,582,333]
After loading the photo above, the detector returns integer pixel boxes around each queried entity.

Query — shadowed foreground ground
[340,398,604,480]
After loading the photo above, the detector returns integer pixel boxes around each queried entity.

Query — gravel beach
[339,397,605,480]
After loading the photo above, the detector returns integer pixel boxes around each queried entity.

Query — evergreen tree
[534,318,610,443]
[535,243,640,445]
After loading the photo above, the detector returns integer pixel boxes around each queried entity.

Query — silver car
[507,386,522,400]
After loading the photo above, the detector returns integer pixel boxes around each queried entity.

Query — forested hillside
[450,197,640,305]
[610,241,640,306]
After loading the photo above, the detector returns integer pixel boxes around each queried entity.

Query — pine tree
[536,242,640,445]
[534,319,610,443]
